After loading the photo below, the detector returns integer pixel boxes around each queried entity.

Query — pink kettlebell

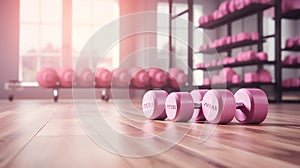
[147,67,168,88]
[112,67,130,87]
[95,67,112,88]
[37,67,59,88]
[129,67,150,88]
[58,67,74,88]
[168,68,188,89]
[76,68,94,87]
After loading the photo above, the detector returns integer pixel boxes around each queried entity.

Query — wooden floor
[0,99,300,168]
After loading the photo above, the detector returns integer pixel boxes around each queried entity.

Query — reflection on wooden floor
[0,100,300,168]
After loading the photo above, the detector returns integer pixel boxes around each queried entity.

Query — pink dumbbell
[168,68,188,89]
[283,55,297,65]
[213,10,224,20]
[195,63,205,69]
[203,14,214,24]
[58,67,74,88]
[257,69,272,83]
[166,90,210,122]
[231,35,238,43]
[223,56,231,65]
[204,78,211,85]
[232,74,241,84]
[142,90,209,122]
[256,52,268,61]
[282,79,291,87]
[244,72,258,83]
[285,38,296,48]
[223,56,236,65]
[219,0,230,16]
[236,32,251,42]
[251,32,260,41]
[229,0,237,13]
[95,68,112,88]
[143,88,269,124]
[220,67,236,83]
[237,51,245,62]
[167,88,268,124]
[203,88,268,124]
[129,67,149,88]
[282,0,300,13]
[244,50,257,61]
[76,68,94,87]
[290,78,300,87]
[112,67,130,87]
[37,67,59,88]
[235,0,246,10]
[147,67,168,88]
[218,37,228,47]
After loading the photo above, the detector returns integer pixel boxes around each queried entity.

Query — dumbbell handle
[194,102,244,109]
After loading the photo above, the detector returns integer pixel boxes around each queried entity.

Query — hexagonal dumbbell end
[142,90,168,120]
[165,92,194,122]
[202,90,236,124]
[234,88,268,124]
[190,90,209,121]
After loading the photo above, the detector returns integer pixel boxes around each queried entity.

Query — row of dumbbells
[199,32,259,52]
[203,68,272,85]
[195,50,268,69]
[282,78,300,88]
[285,36,300,49]
[142,88,268,124]
[283,55,300,65]
[198,0,272,26]
[37,67,188,89]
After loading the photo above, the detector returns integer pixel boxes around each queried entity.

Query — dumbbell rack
[194,2,278,101]
[277,0,300,102]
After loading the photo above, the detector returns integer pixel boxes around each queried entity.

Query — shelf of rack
[194,60,275,71]
[282,64,300,68]
[281,9,300,20]
[198,3,273,29]
[282,86,300,92]
[282,46,300,52]
[196,39,264,54]
[197,82,275,89]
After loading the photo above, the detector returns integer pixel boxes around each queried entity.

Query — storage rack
[195,2,277,100]
[277,0,300,102]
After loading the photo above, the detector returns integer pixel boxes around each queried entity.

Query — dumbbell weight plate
[234,88,268,124]
[142,90,168,120]
[165,92,194,122]
[202,90,235,124]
